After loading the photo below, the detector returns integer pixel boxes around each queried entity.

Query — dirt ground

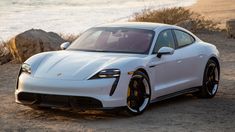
[189,0,235,28]
[0,31,235,132]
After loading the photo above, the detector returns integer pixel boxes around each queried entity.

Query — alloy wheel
[127,72,150,114]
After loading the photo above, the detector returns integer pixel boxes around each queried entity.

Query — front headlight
[89,69,120,79]
[89,69,121,96]
[21,63,31,74]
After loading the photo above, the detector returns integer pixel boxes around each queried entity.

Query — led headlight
[98,69,120,78]
[21,63,31,74]
[89,69,121,96]
[90,69,120,79]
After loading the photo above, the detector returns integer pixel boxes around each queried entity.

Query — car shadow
[148,94,197,110]
[17,94,198,121]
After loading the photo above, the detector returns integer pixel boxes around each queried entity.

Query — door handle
[148,62,160,68]
[149,63,159,68]
[177,60,182,64]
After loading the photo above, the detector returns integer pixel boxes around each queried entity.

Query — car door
[172,29,203,90]
[148,29,181,98]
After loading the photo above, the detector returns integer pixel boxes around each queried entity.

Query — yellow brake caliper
[127,87,131,106]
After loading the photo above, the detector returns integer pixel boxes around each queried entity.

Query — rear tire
[195,59,220,98]
[126,71,151,115]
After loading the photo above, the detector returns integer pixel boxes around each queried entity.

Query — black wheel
[126,71,151,115]
[196,59,220,98]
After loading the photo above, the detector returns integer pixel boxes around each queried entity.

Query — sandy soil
[0,31,235,131]
[189,0,235,28]
[1,0,235,131]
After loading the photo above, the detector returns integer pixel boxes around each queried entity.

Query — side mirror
[60,42,70,50]
[157,47,174,58]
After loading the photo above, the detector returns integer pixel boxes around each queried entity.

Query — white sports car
[15,22,220,115]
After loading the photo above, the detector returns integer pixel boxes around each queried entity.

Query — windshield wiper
[93,49,109,52]
[68,48,111,52]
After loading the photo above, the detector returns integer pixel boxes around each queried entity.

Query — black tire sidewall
[201,59,219,98]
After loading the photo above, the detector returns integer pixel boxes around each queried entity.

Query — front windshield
[67,27,155,54]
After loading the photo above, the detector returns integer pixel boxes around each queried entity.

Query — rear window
[174,30,195,47]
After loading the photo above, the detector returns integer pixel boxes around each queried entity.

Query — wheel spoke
[205,80,211,87]
[210,79,214,90]
[133,80,138,89]
[209,66,215,76]
[128,97,135,108]
[143,94,150,99]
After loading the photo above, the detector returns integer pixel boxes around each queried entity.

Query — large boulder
[226,19,235,38]
[8,29,65,63]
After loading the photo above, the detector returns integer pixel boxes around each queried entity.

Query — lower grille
[17,92,103,109]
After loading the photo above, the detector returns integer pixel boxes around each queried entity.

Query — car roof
[95,22,171,30]
[95,22,201,42]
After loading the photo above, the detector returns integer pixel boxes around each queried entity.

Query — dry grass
[0,40,10,56]
[130,7,220,33]
[0,40,12,64]
[59,33,79,43]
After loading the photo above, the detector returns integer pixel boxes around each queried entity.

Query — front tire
[126,71,151,115]
[196,59,220,98]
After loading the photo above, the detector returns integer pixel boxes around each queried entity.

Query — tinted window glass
[153,30,175,54]
[174,30,195,47]
[68,27,154,54]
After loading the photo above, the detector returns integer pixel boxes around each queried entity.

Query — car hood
[34,51,145,80]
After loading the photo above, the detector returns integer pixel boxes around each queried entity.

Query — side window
[153,30,175,54]
[174,30,195,47]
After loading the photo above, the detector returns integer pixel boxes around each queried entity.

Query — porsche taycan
[15,22,220,115]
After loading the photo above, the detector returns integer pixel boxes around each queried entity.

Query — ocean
[0,0,197,41]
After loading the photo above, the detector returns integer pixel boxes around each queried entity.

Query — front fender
[106,57,149,102]
[24,52,53,76]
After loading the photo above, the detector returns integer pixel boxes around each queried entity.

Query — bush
[59,33,79,43]
[0,40,12,64]
[130,7,220,33]
[0,40,10,56]
[0,44,5,56]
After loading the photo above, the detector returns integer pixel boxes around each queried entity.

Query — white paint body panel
[15,22,220,108]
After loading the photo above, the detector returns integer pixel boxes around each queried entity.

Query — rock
[8,29,65,62]
[0,45,12,65]
[226,19,235,38]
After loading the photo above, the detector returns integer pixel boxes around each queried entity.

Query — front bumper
[17,92,103,109]
[15,73,128,108]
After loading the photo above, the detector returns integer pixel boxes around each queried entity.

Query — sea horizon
[0,0,197,41]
